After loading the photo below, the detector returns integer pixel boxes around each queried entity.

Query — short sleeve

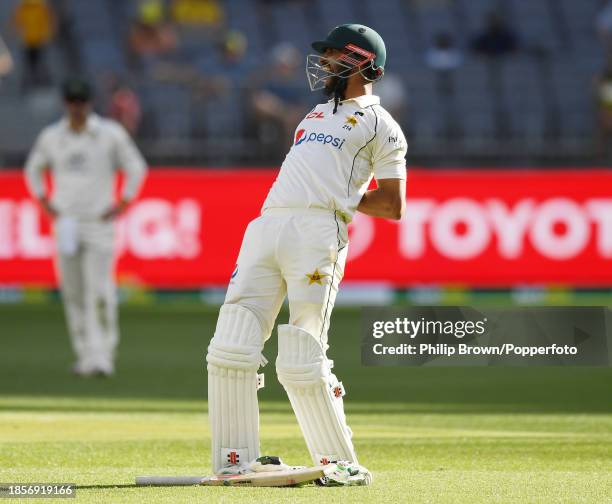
[24,129,51,198]
[371,113,408,180]
[112,122,147,200]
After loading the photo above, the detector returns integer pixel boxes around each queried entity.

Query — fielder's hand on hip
[101,199,129,221]
[39,197,58,218]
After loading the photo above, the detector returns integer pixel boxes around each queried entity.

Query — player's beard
[323,75,348,100]
[323,75,340,97]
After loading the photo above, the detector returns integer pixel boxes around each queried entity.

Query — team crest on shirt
[305,268,328,285]
[343,115,358,131]
[67,151,88,172]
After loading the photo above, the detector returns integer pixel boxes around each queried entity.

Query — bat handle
[135,476,203,486]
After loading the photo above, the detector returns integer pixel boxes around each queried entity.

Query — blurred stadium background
[0,0,611,305]
[0,0,610,165]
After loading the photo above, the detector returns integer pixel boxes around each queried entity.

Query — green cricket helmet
[306,23,386,91]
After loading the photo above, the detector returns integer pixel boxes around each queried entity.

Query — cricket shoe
[216,455,304,476]
[249,455,305,472]
[71,361,112,378]
[316,461,373,486]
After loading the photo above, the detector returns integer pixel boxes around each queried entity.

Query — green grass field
[1,304,611,503]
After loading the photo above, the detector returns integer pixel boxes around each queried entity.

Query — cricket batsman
[206,24,407,485]
[24,78,147,377]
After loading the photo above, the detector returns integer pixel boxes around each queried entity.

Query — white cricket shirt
[25,114,147,218]
[262,94,407,222]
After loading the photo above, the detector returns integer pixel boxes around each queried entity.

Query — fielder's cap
[311,23,386,71]
[62,78,92,102]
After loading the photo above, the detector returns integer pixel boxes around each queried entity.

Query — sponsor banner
[0,169,611,287]
[361,306,612,366]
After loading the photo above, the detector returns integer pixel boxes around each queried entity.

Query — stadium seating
[0,0,605,164]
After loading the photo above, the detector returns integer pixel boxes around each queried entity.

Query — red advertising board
[1,169,611,287]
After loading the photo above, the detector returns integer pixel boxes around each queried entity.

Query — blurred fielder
[206,24,407,484]
[25,78,147,377]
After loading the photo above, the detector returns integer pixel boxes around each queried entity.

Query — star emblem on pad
[306,269,328,285]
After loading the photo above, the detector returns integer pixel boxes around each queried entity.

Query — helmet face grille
[305,45,383,92]
[306,54,352,91]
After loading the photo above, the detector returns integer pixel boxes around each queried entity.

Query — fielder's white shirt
[25,114,147,218]
[262,94,407,222]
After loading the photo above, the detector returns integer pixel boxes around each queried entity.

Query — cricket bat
[136,465,333,487]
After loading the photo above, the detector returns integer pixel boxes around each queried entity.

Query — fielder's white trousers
[54,219,118,370]
[225,207,349,345]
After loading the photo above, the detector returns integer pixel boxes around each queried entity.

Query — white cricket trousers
[55,220,118,369]
[224,207,349,344]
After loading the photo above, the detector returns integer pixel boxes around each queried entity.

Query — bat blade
[200,465,332,487]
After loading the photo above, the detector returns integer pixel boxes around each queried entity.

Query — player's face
[320,47,368,94]
[321,48,344,95]
[64,99,91,122]
[322,48,343,74]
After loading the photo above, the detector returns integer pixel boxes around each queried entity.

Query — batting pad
[276,324,357,466]
[206,304,265,472]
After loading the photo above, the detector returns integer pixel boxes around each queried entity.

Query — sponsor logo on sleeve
[388,134,406,149]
